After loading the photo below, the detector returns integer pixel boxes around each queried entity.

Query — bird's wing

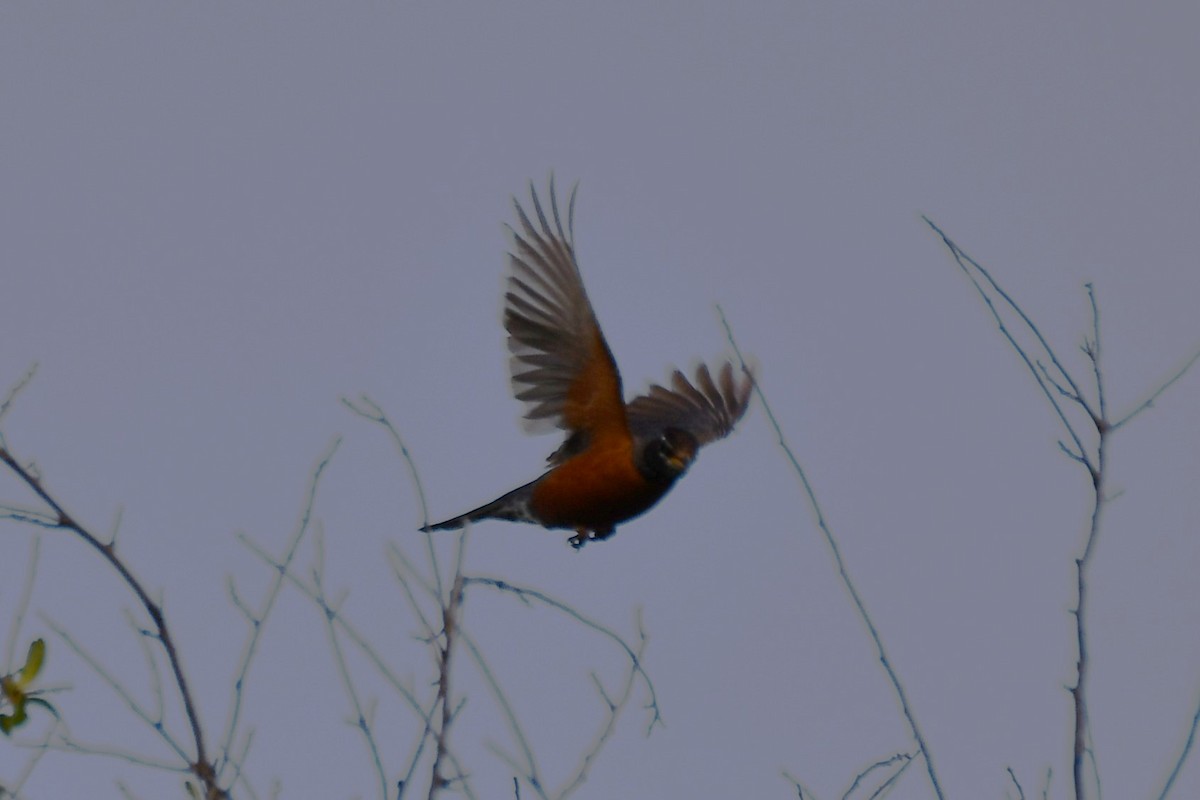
[625,361,753,447]
[505,179,629,447]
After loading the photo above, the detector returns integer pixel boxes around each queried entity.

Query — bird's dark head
[637,427,699,482]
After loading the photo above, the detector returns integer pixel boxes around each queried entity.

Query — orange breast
[530,437,671,530]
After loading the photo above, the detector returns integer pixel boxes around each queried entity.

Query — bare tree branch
[310,527,390,800]
[925,219,1198,800]
[844,752,914,800]
[0,439,226,798]
[428,534,468,800]
[718,307,943,800]
[3,534,41,676]
[1156,690,1200,800]
[344,395,442,601]
[1111,347,1200,431]
[217,436,342,783]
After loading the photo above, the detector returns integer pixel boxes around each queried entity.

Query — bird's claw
[568,528,616,550]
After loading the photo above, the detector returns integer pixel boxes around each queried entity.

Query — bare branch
[387,543,442,641]
[924,217,1097,420]
[1071,288,1110,800]
[462,577,661,734]
[922,217,1095,471]
[429,533,468,800]
[864,754,914,800]
[4,708,61,798]
[1111,346,1200,431]
[1039,359,1084,404]
[552,616,654,799]
[40,614,189,764]
[781,770,813,800]
[237,533,433,719]
[719,306,945,800]
[31,732,185,773]
[240,529,479,798]
[843,752,914,800]
[217,436,342,781]
[0,363,38,436]
[0,506,58,528]
[311,528,389,800]
[0,442,226,798]
[3,534,41,676]
[1007,766,1027,800]
[1085,284,1107,422]
[344,394,442,601]
[1156,689,1200,800]
[1057,440,1089,465]
[462,630,546,800]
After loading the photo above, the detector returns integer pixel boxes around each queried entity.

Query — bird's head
[637,427,699,482]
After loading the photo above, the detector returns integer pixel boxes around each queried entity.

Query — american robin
[425,179,753,549]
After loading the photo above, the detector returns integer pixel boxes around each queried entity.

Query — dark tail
[421,479,539,532]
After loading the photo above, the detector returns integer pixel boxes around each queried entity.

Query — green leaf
[18,639,45,687]
[0,704,27,735]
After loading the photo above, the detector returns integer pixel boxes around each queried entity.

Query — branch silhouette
[923,216,1200,800]
[0,370,227,800]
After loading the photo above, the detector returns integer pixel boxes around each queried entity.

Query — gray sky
[2,3,1198,799]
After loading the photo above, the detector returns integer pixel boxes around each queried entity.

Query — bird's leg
[567,526,616,550]
[567,527,617,550]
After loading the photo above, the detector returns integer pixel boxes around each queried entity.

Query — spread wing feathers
[626,361,753,447]
[505,179,629,439]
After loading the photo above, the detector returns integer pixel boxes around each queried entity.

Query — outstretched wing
[505,179,629,444]
[625,361,753,446]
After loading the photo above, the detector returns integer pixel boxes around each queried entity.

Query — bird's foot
[567,527,615,550]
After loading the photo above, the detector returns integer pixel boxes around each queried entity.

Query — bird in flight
[424,179,753,549]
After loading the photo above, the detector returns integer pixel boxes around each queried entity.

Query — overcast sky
[1,4,1198,800]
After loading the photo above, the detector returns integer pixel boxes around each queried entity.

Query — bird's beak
[667,451,694,473]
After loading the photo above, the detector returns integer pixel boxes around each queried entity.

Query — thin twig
[865,753,914,800]
[924,220,1111,800]
[240,530,477,799]
[921,217,1095,472]
[717,307,945,800]
[3,534,41,675]
[126,608,168,731]
[217,436,342,781]
[843,752,914,800]
[1070,293,1109,800]
[463,577,661,735]
[40,614,189,763]
[551,616,652,799]
[922,223,1200,800]
[1156,690,1200,800]
[33,733,185,773]
[1007,766,1027,800]
[388,544,442,642]
[0,364,39,436]
[429,532,468,800]
[923,218,1096,421]
[5,710,62,798]
[343,395,442,602]
[461,631,546,800]
[0,443,225,798]
[1111,347,1200,431]
[237,533,433,720]
[311,528,390,800]
[781,770,812,800]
